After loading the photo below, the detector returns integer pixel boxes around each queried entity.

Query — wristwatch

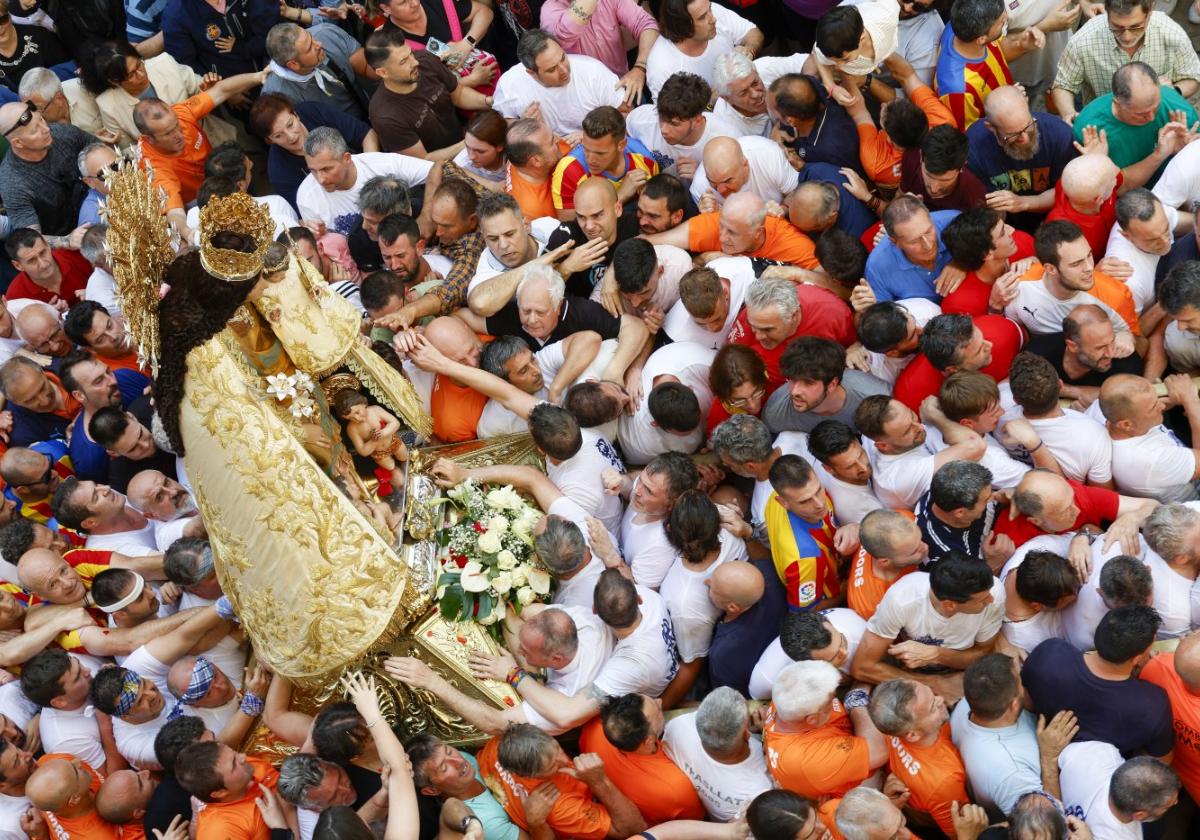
[465,34,477,46]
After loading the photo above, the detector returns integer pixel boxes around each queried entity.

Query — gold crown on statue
[198,193,275,281]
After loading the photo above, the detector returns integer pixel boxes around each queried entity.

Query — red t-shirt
[940,231,1036,316]
[727,284,856,392]
[892,314,1025,411]
[899,149,990,213]
[991,479,1121,547]
[6,250,92,304]
[1046,172,1123,259]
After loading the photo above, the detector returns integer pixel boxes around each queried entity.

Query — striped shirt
[550,137,659,212]
[934,26,1013,130]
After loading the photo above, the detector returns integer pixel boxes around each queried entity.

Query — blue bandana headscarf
[112,669,143,718]
[168,657,214,721]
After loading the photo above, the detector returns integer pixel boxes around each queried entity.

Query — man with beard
[127,470,206,552]
[899,125,988,214]
[59,351,152,483]
[0,444,74,528]
[1026,305,1144,408]
[63,301,142,374]
[364,214,454,330]
[966,86,1078,234]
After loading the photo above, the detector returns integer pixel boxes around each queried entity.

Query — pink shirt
[540,0,658,75]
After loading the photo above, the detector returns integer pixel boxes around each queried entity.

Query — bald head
[1066,303,1110,333]
[17,547,83,603]
[1061,155,1119,211]
[1012,470,1072,519]
[708,560,764,614]
[787,182,840,233]
[722,192,767,228]
[126,469,164,511]
[984,86,1031,123]
[1098,374,1154,425]
[26,759,84,812]
[1174,632,1200,690]
[97,769,153,823]
[15,303,69,356]
[0,446,48,486]
[575,176,617,207]
[0,102,30,136]
[423,317,481,368]
[702,137,748,196]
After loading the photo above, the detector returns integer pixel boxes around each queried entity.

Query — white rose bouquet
[431,478,553,634]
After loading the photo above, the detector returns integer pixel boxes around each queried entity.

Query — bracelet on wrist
[844,688,870,709]
[239,692,265,717]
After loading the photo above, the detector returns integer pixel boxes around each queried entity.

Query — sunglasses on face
[3,101,35,137]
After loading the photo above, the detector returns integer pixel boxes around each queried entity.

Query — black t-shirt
[105,395,178,493]
[368,51,463,155]
[914,490,996,564]
[143,774,191,837]
[1156,232,1200,290]
[380,0,472,47]
[1021,638,1174,758]
[349,220,384,275]
[707,558,788,696]
[485,295,621,349]
[35,0,126,64]
[342,761,440,840]
[0,24,70,92]
[1025,331,1145,387]
[545,222,619,298]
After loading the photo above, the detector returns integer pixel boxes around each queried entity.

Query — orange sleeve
[912,85,957,130]
[764,219,820,269]
[856,123,901,187]
[152,166,184,212]
[927,775,971,839]
[548,790,612,840]
[686,213,721,253]
[1091,272,1141,335]
[184,92,216,122]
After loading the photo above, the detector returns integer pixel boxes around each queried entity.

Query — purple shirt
[540,0,658,75]
[784,0,840,20]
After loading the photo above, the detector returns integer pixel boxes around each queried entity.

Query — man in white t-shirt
[296,132,432,235]
[93,603,230,768]
[592,239,691,323]
[126,469,206,552]
[1104,189,1175,315]
[748,608,867,700]
[804,421,885,525]
[492,31,626,137]
[1006,352,1112,486]
[645,0,763,100]
[857,299,943,386]
[711,51,808,137]
[1160,263,1200,374]
[1059,544,1151,652]
[710,415,809,539]
[663,686,772,822]
[626,73,742,181]
[0,736,35,840]
[611,452,700,589]
[851,555,1005,700]
[662,256,754,349]
[19,650,107,772]
[618,341,716,466]
[856,395,986,510]
[689,136,800,210]
[1102,374,1200,502]
[52,478,161,556]
[466,194,561,299]
[1139,504,1200,639]
[660,529,748,667]
[1058,743,1180,840]
[80,226,121,318]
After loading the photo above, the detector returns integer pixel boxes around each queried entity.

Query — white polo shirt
[662,255,754,349]
[1111,425,1197,502]
[492,55,625,136]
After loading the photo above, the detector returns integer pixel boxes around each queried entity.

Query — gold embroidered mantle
[254,254,432,439]
[181,330,425,679]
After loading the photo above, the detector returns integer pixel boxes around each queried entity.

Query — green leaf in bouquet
[439,588,463,620]
[462,591,476,620]
[477,591,495,619]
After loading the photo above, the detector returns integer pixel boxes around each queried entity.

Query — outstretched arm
[407,336,540,420]
[145,605,231,669]
[428,458,564,513]
[383,656,523,736]
[206,67,271,108]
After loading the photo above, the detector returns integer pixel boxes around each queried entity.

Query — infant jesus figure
[333,389,410,493]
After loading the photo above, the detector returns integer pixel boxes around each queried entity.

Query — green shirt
[1074,86,1198,185]
[462,752,520,840]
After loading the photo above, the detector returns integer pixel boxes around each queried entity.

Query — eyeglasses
[2,101,35,137]
[16,462,54,489]
[995,118,1036,144]
[725,387,766,409]
[1108,23,1147,35]
[88,161,120,180]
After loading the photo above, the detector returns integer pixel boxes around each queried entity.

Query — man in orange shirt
[1140,631,1200,803]
[644,193,821,269]
[135,68,271,243]
[63,302,145,375]
[763,660,887,800]
[506,118,570,223]
[175,740,280,840]
[397,317,491,443]
[95,768,158,838]
[579,694,705,825]
[869,678,970,838]
[849,509,925,620]
[843,53,956,189]
[477,723,646,840]
[26,753,119,839]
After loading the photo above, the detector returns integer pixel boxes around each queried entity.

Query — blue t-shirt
[783,79,864,177]
[461,753,519,840]
[1021,638,1174,759]
[68,367,152,483]
[796,162,874,239]
[268,100,373,214]
[965,113,1077,233]
[864,209,959,302]
[707,558,788,696]
[126,0,170,41]
[949,700,1042,821]
[78,189,104,228]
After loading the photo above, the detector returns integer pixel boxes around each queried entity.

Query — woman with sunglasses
[706,342,769,434]
[80,39,238,147]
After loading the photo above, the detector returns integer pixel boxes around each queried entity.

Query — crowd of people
[1,0,1200,838]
